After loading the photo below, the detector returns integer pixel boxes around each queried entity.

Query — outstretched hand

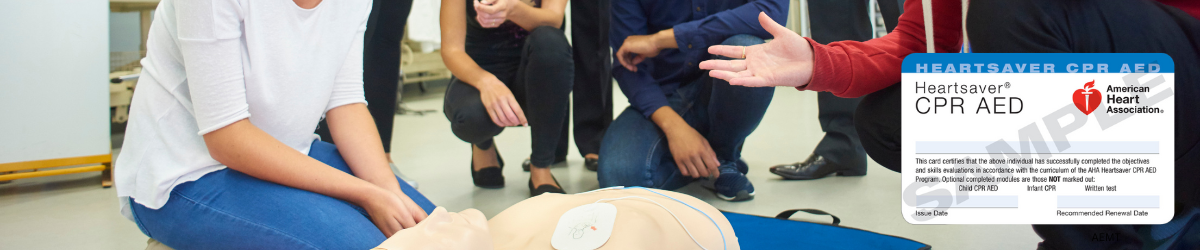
[699,12,815,88]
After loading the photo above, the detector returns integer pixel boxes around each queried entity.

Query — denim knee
[597,110,662,188]
[597,151,653,188]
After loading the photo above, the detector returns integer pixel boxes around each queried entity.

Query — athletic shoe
[709,162,755,201]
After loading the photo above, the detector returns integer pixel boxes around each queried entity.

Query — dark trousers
[598,35,771,188]
[854,83,901,172]
[840,0,904,171]
[443,26,574,168]
[967,0,1200,249]
[878,0,904,32]
[557,0,614,158]
[812,92,866,170]
[316,0,413,153]
[806,0,880,170]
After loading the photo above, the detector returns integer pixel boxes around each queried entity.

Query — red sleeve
[1157,0,1200,20]
[798,0,963,98]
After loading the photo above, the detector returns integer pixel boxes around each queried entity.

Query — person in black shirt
[439,0,574,197]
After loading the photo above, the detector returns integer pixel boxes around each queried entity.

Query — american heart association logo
[1072,80,1101,115]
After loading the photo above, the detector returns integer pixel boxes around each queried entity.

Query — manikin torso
[376,188,739,250]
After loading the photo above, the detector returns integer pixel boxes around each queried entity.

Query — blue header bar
[901,53,1174,73]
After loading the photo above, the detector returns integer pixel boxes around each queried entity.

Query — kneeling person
[116,0,433,248]
[440,0,574,196]
[598,0,788,201]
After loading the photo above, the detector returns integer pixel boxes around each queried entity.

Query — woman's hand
[362,187,428,237]
[477,77,527,127]
[388,187,429,221]
[474,0,513,28]
[700,12,814,88]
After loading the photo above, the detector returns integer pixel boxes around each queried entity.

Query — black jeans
[316,0,413,153]
[443,26,574,168]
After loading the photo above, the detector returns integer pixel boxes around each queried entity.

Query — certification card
[900,53,1175,224]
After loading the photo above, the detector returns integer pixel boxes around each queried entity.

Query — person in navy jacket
[598,0,787,201]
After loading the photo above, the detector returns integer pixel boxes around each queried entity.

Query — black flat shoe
[521,156,566,171]
[528,175,565,196]
[769,154,865,180]
[584,158,599,171]
[471,146,505,188]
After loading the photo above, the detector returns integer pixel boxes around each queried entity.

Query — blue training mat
[723,211,930,250]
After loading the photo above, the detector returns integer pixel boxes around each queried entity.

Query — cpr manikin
[375,187,739,250]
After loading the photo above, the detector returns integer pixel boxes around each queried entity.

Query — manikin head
[374,207,494,250]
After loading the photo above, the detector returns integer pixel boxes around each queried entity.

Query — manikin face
[375,207,494,250]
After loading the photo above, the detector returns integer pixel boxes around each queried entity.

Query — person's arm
[325,9,429,224]
[204,120,419,236]
[326,105,407,200]
[799,0,961,97]
[609,0,669,118]
[671,0,788,57]
[615,0,788,71]
[614,28,675,71]
[701,0,962,98]
[474,0,567,30]
[440,0,526,127]
[324,103,430,227]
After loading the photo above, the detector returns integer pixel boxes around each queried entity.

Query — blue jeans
[130,140,435,250]
[598,35,773,189]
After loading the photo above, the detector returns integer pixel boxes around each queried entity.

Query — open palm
[700,12,814,88]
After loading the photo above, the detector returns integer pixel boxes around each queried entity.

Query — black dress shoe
[471,147,505,188]
[521,156,566,171]
[584,158,599,171]
[769,154,865,180]
[529,175,565,196]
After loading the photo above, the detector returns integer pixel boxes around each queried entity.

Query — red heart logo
[1072,81,1101,115]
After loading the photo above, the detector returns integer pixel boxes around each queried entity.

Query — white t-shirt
[115,0,372,220]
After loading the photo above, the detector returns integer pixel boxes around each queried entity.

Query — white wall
[109,12,142,52]
[0,0,111,163]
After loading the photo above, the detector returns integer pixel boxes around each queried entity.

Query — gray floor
[0,83,1042,249]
